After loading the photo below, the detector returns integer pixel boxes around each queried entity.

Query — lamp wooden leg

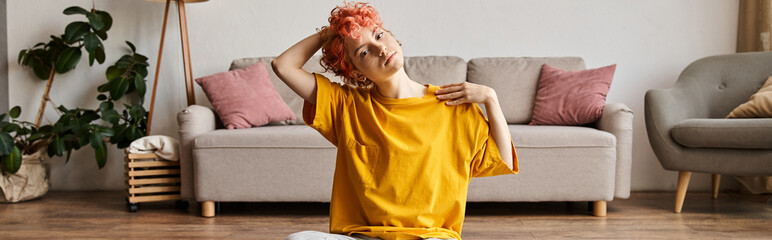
[202,201,215,217]
[675,171,691,213]
[177,0,196,106]
[147,0,172,135]
[711,174,721,199]
[593,200,607,217]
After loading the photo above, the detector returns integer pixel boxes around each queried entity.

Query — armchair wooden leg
[593,200,607,217]
[711,174,721,199]
[202,201,215,217]
[675,171,691,213]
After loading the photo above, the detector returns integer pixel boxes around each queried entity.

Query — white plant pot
[0,149,50,203]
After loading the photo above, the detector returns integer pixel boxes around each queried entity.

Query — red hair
[319,2,382,88]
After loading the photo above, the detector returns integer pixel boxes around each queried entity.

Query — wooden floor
[0,191,770,239]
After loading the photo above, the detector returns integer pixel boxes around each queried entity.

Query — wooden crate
[125,151,182,211]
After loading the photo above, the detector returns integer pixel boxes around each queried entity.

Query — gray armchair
[645,51,772,213]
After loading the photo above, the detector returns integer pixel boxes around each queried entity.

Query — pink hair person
[319,2,383,88]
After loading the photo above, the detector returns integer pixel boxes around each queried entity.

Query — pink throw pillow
[195,62,295,129]
[529,64,616,126]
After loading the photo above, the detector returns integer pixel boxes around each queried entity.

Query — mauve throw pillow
[195,62,295,129]
[529,64,616,126]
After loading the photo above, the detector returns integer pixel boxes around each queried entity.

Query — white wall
[7,0,740,191]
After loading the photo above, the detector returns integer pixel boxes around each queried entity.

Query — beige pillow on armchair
[726,76,772,118]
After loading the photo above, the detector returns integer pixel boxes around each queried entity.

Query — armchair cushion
[670,118,772,149]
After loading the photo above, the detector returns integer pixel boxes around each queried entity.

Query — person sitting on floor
[273,2,519,240]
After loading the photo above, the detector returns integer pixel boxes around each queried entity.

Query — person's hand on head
[435,82,497,106]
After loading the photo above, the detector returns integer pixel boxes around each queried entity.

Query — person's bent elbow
[271,59,285,78]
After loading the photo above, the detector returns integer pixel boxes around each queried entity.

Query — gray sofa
[644,51,772,213]
[177,56,634,217]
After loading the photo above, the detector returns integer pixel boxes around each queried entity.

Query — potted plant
[0,6,149,203]
[0,107,51,202]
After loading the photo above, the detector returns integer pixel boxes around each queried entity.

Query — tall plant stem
[34,68,56,128]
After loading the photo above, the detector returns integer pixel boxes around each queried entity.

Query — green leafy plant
[18,6,112,127]
[1,6,148,174]
[96,41,149,149]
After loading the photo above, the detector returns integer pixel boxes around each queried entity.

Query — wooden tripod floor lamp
[146,0,208,135]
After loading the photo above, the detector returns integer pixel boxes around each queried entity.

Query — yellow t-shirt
[303,73,518,240]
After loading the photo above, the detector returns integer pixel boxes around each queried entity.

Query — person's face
[344,25,403,83]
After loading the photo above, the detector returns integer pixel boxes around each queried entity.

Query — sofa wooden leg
[202,201,215,217]
[592,200,607,217]
[711,174,721,199]
[675,171,691,213]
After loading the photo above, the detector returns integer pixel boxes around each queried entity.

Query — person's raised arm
[271,31,325,104]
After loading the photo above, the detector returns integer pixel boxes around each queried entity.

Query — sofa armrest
[177,105,217,200]
[595,103,633,199]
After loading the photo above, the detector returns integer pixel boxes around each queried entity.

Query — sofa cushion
[230,56,467,125]
[403,56,466,86]
[195,62,295,129]
[671,118,772,149]
[231,56,341,125]
[194,125,334,149]
[467,57,586,124]
[194,125,615,149]
[509,125,615,148]
[529,64,616,126]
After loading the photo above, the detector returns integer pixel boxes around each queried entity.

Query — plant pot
[0,149,50,203]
